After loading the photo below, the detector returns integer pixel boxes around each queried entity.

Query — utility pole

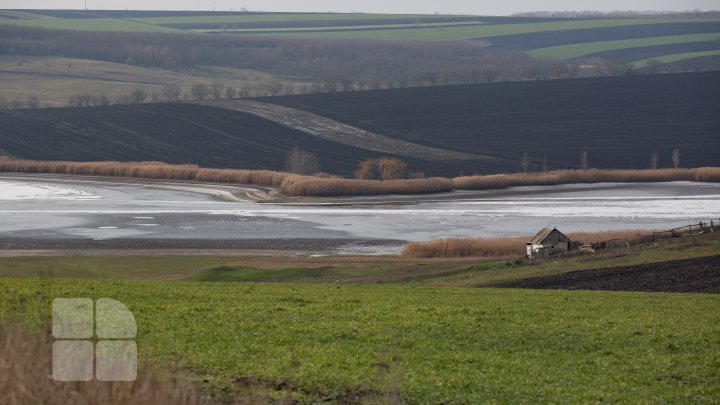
[84,0,87,10]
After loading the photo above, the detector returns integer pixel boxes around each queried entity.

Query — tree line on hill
[0,25,572,86]
[1,25,718,110]
[512,10,720,18]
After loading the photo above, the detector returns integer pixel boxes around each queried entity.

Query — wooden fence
[583,219,719,252]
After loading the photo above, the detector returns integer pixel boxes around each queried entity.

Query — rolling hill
[0,72,717,176]
[0,103,472,176]
[1,9,718,67]
[260,71,720,172]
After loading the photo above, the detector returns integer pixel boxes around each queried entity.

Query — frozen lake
[0,175,718,254]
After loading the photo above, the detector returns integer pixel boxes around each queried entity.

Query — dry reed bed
[0,324,201,405]
[401,229,656,259]
[451,168,720,189]
[1,157,719,197]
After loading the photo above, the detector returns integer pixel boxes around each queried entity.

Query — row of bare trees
[0,96,41,110]
[284,148,419,180]
[519,148,684,172]
[651,149,683,169]
[513,10,718,18]
[0,25,581,89]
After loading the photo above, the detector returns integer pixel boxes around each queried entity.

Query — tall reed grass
[401,229,656,259]
[0,324,201,405]
[451,168,720,190]
[0,157,453,197]
[1,157,718,198]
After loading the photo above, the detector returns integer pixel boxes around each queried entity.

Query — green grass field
[131,13,431,25]
[2,277,719,402]
[0,17,182,32]
[1,234,718,401]
[528,33,720,60]
[1,14,716,39]
[193,21,487,33]
[229,18,720,41]
[631,49,720,67]
[0,55,308,107]
[1,234,717,285]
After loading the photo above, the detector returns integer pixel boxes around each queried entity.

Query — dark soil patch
[497,255,720,293]
[481,22,720,51]
[0,103,457,177]
[265,72,720,171]
[575,41,720,63]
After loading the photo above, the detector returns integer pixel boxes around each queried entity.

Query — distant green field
[631,49,720,67]
[529,33,720,60]
[194,21,486,33]
[132,13,430,25]
[3,278,719,402]
[229,18,720,41]
[0,17,182,32]
[1,14,716,39]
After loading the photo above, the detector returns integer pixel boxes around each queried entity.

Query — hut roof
[528,226,569,244]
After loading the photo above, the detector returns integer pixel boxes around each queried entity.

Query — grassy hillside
[0,55,308,107]
[1,72,718,174]
[1,10,718,68]
[2,277,719,402]
[264,71,720,170]
[1,232,717,285]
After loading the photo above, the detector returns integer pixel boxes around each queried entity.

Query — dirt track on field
[200,99,488,161]
[497,255,720,293]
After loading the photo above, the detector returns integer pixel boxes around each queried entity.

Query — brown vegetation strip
[451,167,720,189]
[401,230,654,258]
[495,255,720,293]
[1,157,719,197]
[0,325,202,405]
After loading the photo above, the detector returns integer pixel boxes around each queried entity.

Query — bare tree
[482,69,499,83]
[672,148,681,169]
[285,146,320,175]
[645,59,662,74]
[355,159,380,180]
[223,86,237,99]
[237,85,253,98]
[378,157,407,180]
[283,83,297,94]
[162,83,182,102]
[130,88,147,104]
[354,157,407,180]
[26,95,40,109]
[99,94,110,106]
[114,94,132,105]
[264,81,284,96]
[9,99,25,109]
[579,150,589,170]
[650,151,659,170]
[209,82,223,99]
[190,83,210,100]
[520,152,531,173]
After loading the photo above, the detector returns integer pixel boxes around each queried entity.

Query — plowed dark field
[497,255,720,293]
[0,103,460,176]
[482,22,720,50]
[1,72,718,175]
[578,41,720,62]
[265,72,720,171]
